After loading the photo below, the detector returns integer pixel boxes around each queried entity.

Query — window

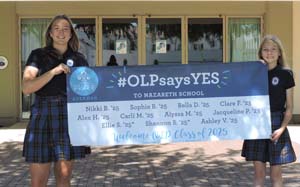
[146,18,182,65]
[73,18,96,67]
[228,18,261,62]
[188,18,223,63]
[102,18,138,66]
[21,18,51,118]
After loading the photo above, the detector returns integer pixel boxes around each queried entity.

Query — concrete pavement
[0,125,299,187]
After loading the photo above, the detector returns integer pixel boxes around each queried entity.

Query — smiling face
[50,19,72,47]
[261,40,281,66]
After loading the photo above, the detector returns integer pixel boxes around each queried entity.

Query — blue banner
[67,61,271,146]
[67,61,268,102]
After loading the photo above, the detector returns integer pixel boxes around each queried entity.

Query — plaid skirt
[23,95,91,163]
[241,112,296,165]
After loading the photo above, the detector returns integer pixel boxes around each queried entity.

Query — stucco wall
[293,2,300,121]
[0,2,18,125]
[264,2,293,66]
[15,1,266,16]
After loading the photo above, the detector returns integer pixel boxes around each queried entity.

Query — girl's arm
[22,63,70,95]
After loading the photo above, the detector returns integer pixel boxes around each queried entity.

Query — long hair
[258,34,288,68]
[45,14,79,51]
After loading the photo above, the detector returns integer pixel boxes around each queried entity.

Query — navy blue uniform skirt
[242,112,296,165]
[23,95,91,163]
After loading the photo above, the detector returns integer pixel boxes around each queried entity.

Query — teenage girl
[22,14,91,187]
[242,35,296,187]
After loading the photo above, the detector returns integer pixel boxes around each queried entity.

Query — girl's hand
[271,127,285,142]
[52,63,70,75]
[259,59,266,65]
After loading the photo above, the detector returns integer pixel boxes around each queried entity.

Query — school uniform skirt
[23,95,91,163]
[241,112,296,165]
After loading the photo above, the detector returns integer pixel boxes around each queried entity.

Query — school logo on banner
[69,67,99,96]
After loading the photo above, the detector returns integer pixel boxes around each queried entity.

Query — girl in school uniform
[22,14,91,187]
[242,35,296,187]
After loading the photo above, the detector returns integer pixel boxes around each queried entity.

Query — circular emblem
[0,56,8,70]
[67,59,74,67]
[70,67,99,96]
[272,77,279,86]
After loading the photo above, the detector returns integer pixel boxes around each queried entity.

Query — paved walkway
[0,125,299,187]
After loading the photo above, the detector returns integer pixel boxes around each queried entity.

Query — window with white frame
[227,18,261,62]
